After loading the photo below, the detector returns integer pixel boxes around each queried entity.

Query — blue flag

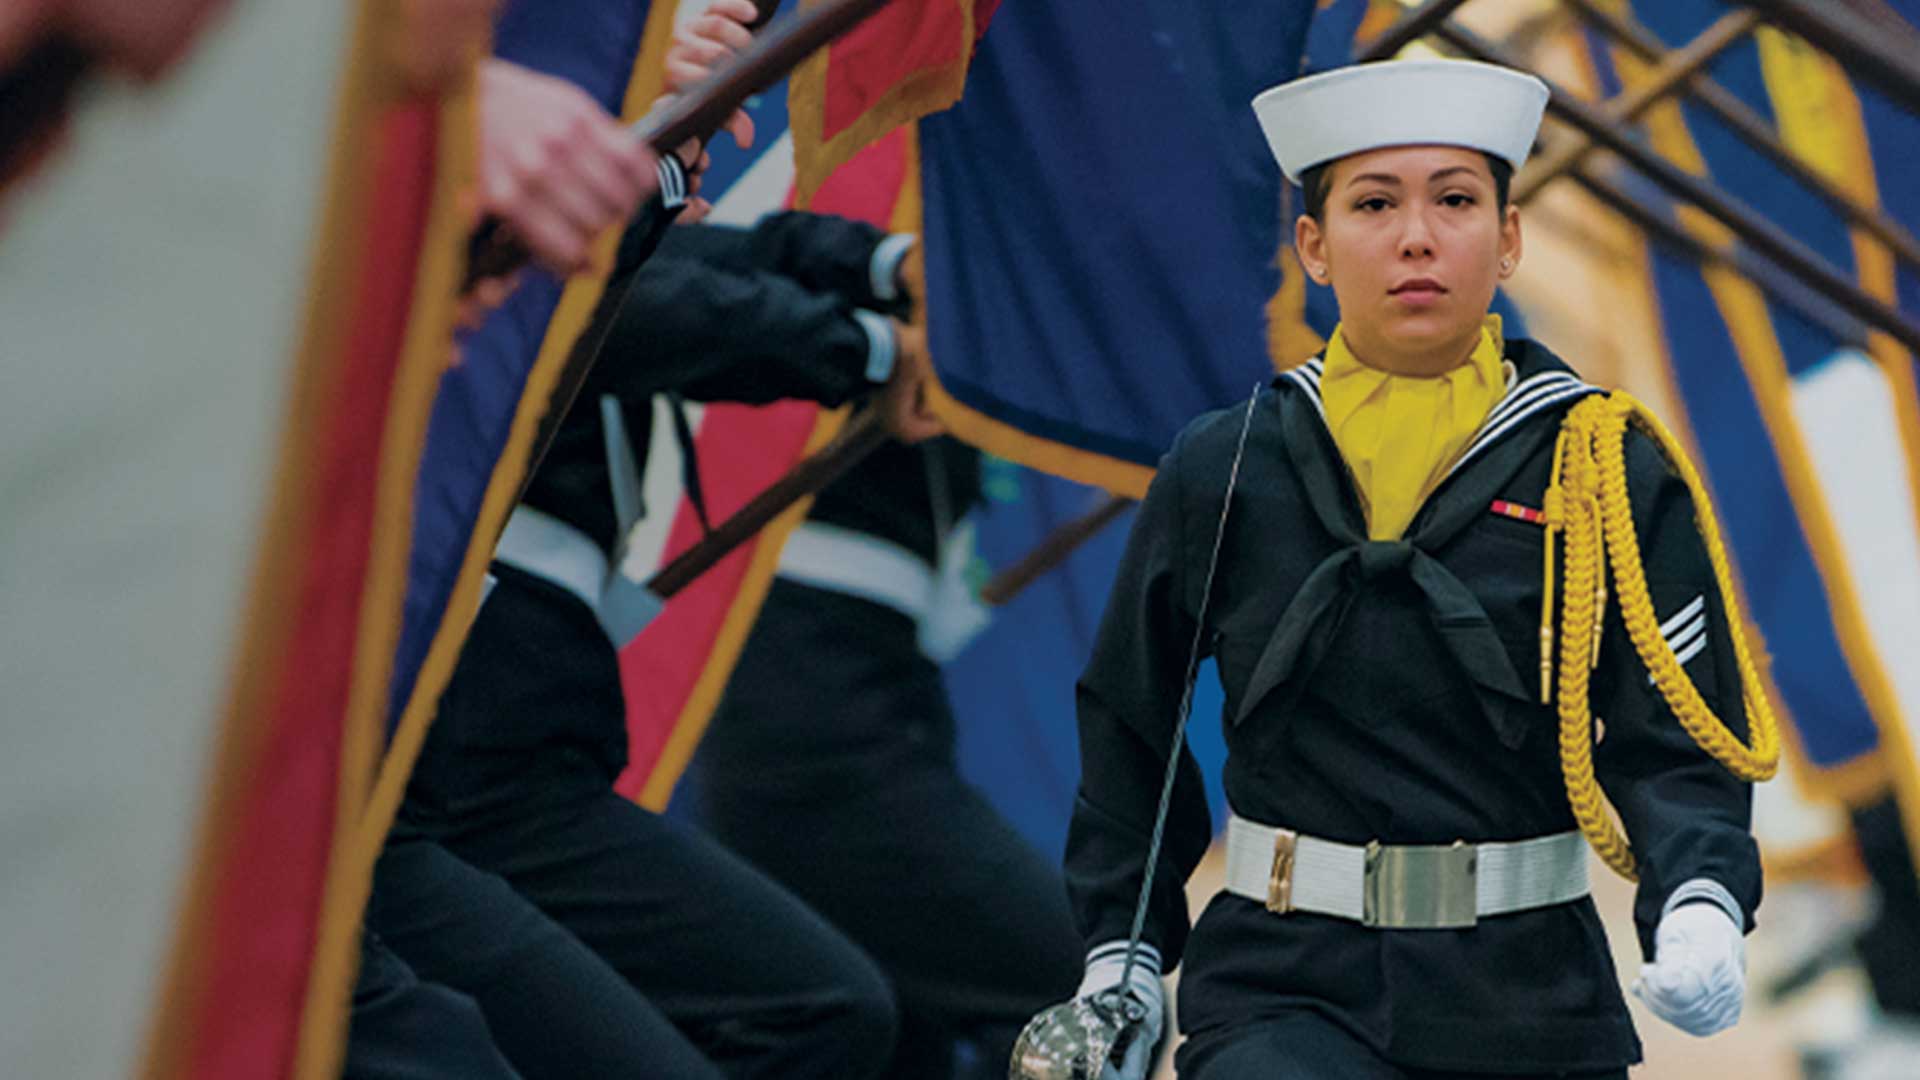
[914,0,1323,496]
[388,0,657,731]
[919,1,1547,853]
[1587,3,1920,803]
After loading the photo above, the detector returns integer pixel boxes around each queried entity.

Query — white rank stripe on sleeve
[1651,595,1708,683]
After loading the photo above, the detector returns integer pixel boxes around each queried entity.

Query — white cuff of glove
[1632,879,1747,1038]
[1079,941,1165,1080]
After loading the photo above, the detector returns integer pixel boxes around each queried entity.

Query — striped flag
[788,0,1001,203]
[0,1,477,1075]
[1587,1,1920,864]
[381,0,668,762]
[619,124,922,807]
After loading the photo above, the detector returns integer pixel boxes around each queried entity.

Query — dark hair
[1298,151,1513,221]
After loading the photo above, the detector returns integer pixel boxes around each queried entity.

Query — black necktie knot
[1355,540,1416,582]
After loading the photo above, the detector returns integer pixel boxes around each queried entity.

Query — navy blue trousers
[346,931,521,1079]
[696,583,1083,1079]
[1854,794,1920,1016]
[353,569,896,1079]
[1176,1010,1630,1080]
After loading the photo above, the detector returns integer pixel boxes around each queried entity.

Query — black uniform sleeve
[611,155,695,273]
[652,211,906,315]
[1065,430,1215,968]
[1592,431,1762,960]
[585,248,882,408]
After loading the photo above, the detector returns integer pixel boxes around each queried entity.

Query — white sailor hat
[1252,59,1549,185]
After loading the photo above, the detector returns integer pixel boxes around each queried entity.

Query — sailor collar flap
[1237,340,1604,748]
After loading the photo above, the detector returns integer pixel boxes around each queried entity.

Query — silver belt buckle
[1362,840,1478,929]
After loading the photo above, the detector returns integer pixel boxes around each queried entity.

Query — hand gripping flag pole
[463,0,886,288]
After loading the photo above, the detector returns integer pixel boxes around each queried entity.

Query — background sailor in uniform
[695,415,1083,1076]
[363,208,936,1078]
[344,8,667,1075]
[355,3,939,1077]
[1030,59,1773,1080]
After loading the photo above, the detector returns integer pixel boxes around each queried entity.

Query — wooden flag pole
[979,494,1134,607]
[494,0,900,598]
[464,0,891,287]
[645,408,892,598]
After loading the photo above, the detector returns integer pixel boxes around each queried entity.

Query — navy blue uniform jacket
[1064,339,1761,1072]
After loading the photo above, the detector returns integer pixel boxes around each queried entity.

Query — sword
[1011,386,1263,1080]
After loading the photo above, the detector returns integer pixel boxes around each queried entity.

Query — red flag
[617,127,918,808]
[142,28,476,1080]
[788,0,998,203]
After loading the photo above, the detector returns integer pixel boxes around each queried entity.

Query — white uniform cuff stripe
[869,233,917,302]
[657,157,687,208]
[1663,877,1745,932]
[851,308,896,383]
[1084,940,1159,969]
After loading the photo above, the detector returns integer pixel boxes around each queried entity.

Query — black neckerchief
[1237,339,1603,748]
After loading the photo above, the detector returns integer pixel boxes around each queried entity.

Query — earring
[1500,257,1513,273]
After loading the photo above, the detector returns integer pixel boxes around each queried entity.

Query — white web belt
[775,520,935,622]
[493,505,662,647]
[1222,813,1589,929]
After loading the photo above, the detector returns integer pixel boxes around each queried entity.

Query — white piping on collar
[1275,356,1601,477]
[1448,375,1601,477]
[1281,358,1327,421]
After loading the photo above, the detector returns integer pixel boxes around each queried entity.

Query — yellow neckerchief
[1320,315,1507,540]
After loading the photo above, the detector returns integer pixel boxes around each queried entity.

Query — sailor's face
[1298,145,1520,373]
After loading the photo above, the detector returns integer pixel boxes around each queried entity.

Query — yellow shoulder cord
[1540,393,1781,881]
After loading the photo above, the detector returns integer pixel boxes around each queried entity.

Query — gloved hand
[1077,942,1166,1080]
[1632,898,1746,1037]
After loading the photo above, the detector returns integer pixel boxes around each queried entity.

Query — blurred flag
[1587,1,1920,861]
[0,0,474,1075]
[382,0,950,818]
[913,0,1324,497]
[927,1,1383,849]
[158,46,477,1080]
[788,0,1001,203]
[618,127,917,808]
[593,0,1018,806]
[383,0,667,760]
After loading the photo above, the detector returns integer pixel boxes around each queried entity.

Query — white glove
[1632,883,1746,1037]
[1077,941,1166,1080]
